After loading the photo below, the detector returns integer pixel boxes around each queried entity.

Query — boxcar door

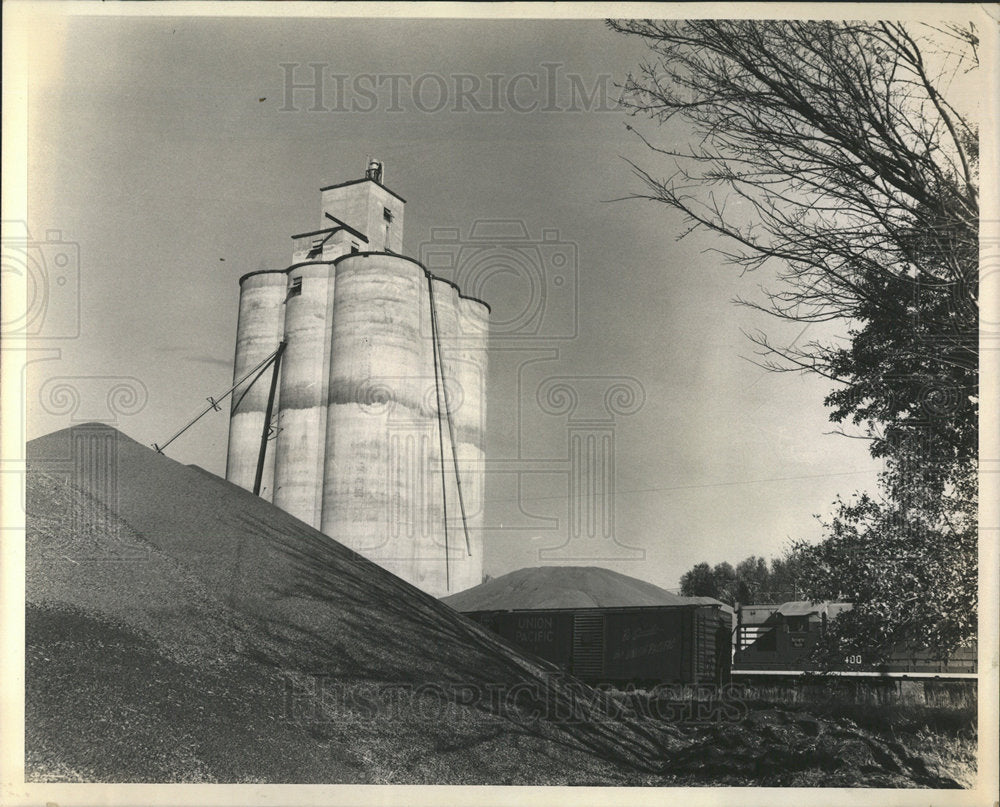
[571,612,605,681]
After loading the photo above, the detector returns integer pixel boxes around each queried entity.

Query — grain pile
[442,565,722,611]
[23,424,964,787]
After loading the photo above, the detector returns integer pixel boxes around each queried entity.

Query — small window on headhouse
[383,207,393,223]
[288,277,302,299]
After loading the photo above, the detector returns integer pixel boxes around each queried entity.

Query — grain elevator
[225,161,488,596]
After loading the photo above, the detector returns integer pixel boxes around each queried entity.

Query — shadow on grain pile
[24,425,963,787]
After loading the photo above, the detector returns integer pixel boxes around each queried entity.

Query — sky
[18,8,969,593]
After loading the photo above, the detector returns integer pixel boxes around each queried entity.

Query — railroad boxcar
[733,601,977,680]
[464,604,733,686]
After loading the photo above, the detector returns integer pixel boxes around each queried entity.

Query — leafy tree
[679,551,806,606]
[613,19,979,655]
[767,552,807,602]
[793,428,977,660]
[734,556,770,603]
[711,562,737,604]
[679,562,719,599]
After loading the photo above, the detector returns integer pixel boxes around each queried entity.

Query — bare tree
[609,19,978,483]
[611,19,979,654]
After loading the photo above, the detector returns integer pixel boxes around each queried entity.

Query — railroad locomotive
[731,601,978,682]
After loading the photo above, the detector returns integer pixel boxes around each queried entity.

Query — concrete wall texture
[226,171,488,597]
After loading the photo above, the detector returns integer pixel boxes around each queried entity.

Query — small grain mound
[442,565,722,611]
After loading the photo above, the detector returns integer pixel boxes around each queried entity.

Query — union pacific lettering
[514,615,556,644]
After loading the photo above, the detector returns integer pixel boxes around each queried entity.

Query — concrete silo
[321,254,428,583]
[451,294,489,592]
[225,161,489,597]
[271,262,334,527]
[226,270,286,498]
